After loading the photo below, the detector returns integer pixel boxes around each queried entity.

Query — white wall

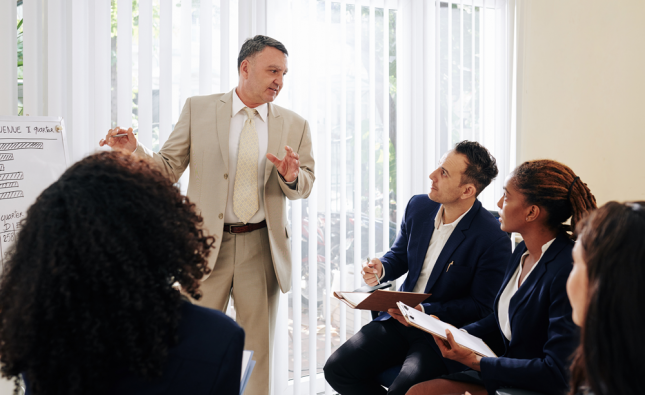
[516,0,645,205]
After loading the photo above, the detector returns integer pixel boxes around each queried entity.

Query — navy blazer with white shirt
[376,194,511,328]
[463,232,578,395]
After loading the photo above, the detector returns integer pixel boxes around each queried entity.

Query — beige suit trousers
[196,227,279,395]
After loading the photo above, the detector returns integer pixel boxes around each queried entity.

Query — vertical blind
[268,1,398,393]
[0,0,239,164]
[0,1,514,394]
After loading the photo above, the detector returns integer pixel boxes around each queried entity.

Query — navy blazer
[463,233,578,395]
[377,194,511,328]
[26,302,245,395]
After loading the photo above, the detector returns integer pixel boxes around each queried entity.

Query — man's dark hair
[237,35,288,72]
[453,140,498,196]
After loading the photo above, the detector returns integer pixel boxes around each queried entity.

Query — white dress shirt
[497,238,555,340]
[411,205,472,293]
[224,90,270,224]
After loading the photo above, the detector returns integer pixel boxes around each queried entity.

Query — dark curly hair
[453,140,498,196]
[0,151,214,395]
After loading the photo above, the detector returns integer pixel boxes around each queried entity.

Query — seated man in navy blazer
[324,141,512,395]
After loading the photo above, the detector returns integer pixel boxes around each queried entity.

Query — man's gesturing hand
[99,127,137,154]
[361,258,383,286]
[266,145,300,183]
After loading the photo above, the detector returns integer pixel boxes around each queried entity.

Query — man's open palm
[267,145,300,182]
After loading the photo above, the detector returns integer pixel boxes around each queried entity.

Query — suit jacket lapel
[216,90,235,172]
[423,200,482,293]
[264,103,284,186]
[508,235,568,322]
[496,243,527,307]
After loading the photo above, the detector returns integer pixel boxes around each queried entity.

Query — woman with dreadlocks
[0,151,244,395]
[407,159,597,395]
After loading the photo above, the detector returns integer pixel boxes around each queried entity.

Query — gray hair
[237,35,289,72]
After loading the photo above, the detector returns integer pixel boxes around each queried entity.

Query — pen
[366,257,380,285]
[112,133,129,137]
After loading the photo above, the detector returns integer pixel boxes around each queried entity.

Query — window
[269,1,398,393]
[5,1,514,394]
[436,0,513,210]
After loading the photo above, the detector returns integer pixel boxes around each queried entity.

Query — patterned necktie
[233,107,259,224]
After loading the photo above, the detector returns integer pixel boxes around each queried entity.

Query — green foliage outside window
[17,18,23,116]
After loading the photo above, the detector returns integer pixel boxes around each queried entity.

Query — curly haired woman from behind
[0,151,244,395]
[567,201,645,395]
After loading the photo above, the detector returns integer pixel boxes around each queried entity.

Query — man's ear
[461,184,477,200]
[240,59,250,79]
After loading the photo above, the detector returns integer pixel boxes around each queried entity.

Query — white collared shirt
[224,89,270,224]
[497,238,556,340]
[411,205,472,293]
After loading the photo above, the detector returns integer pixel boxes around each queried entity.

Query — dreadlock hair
[0,151,214,395]
[569,201,645,395]
[511,159,597,238]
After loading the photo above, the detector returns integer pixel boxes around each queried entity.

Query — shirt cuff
[380,265,386,280]
[420,304,425,314]
[132,145,138,154]
[279,172,298,190]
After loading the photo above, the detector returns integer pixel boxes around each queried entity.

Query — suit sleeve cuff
[279,172,298,189]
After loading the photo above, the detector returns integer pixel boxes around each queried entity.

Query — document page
[340,292,371,307]
[241,351,252,382]
[240,350,255,395]
[398,302,496,357]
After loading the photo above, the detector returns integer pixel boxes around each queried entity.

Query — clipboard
[397,302,497,358]
[333,290,430,311]
[240,350,255,395]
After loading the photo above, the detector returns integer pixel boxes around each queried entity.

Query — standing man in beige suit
[100,35,315,395]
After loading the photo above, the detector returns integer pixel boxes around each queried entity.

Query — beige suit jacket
[135,89,315,293]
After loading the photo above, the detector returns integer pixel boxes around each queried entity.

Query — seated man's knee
[323,350,343,382]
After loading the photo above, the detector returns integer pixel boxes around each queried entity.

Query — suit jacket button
[224,173,228,179]
[219,213,223,219]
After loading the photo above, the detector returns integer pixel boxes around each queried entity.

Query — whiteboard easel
[0,116,69,270]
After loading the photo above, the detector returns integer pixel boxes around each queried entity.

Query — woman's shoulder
[545,234,575,270]
[179,302,243,338]
[174,302,245,360]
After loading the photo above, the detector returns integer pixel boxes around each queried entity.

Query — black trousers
[324,319,448,395]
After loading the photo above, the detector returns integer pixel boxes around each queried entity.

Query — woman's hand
[431,328,483,371]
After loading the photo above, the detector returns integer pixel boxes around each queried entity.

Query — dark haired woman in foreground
[567,201,645,395]
[408,159,596,395]
[0,152,244,395]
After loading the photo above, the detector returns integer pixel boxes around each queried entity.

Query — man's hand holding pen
[361,257,383,287]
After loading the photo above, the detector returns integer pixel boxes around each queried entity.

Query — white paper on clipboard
[397,302,497,357]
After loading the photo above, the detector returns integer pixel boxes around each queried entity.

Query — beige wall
[517,0,645,205]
